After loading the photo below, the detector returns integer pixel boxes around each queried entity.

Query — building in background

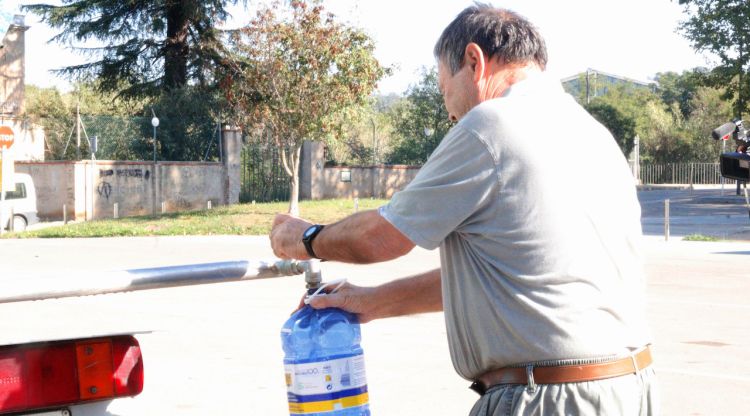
[561,68,656,105]
[1,15,44,161]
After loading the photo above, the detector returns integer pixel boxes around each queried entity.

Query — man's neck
[479,62,542,101]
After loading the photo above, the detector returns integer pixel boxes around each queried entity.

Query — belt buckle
[469,380,487,396]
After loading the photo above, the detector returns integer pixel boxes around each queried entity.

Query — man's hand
[270,214,312,259]
[298,270,442,324]
[306,282,381,323]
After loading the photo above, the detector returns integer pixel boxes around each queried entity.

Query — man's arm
[270,209,415,263]
[306,268,442,323]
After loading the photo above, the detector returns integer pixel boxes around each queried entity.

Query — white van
[1,173,39,232]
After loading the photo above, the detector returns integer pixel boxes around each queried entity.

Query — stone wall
[16,161,225,220]
[299,140,420,200]
[14,133,417,223]
[15,126,242,221]
[14,161,73,219]
[320,165,419,199]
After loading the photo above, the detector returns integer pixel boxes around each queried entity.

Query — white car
[2,173,39,232]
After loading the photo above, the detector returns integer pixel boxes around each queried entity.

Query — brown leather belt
[470,346,653,395]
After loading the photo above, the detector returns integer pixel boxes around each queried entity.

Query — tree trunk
[164,0,190,91]
[280,141,303,216]
[287,146,302,216]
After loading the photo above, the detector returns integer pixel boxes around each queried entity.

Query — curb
[637,184,743,191]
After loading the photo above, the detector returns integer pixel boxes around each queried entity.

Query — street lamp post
[150,111,160,216]
[151,111,159,163]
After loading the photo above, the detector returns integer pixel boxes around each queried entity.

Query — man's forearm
[369,268,443,319]
[305,268,443,323]
[314,209,415,264]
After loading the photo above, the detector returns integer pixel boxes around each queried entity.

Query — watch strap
[302,224,325,259]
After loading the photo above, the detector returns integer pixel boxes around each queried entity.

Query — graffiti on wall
[99,168,151,180]
[96,167,153,201]
[117,169,151,180]
[97,181,112,200]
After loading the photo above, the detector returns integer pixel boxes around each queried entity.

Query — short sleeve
[379,125,498,250]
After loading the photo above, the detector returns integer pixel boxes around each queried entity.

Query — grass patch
[4,199,389,239]
[682,234,720,242]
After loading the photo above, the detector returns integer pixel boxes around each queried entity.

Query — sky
[1,0,713,96]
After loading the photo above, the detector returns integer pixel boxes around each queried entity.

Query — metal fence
[639,162,737,185]
[240,143,290,203]
[238,156,736,202]
[42,115,222,162]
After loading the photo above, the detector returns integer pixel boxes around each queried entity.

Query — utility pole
[370,119,377,165]
[586,69,590,105]
[76,102,81,160]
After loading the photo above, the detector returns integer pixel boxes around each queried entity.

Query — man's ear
[464,43,486,83]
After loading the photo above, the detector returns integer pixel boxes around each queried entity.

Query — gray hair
[434,3,548,75]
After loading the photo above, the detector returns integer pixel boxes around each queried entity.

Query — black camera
[714,120,750,181]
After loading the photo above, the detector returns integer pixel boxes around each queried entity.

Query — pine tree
[23,0,243,99]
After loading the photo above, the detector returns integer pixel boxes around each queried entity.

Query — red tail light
[0,335,143,414]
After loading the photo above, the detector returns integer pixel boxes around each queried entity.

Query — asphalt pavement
[0,189,748,415]
[639,185,750,240]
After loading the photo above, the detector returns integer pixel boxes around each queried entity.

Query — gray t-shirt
[379,74,650,380]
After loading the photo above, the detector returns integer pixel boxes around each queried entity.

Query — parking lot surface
[1,188,749,414]
[0,228,748,415]
[639,186,750,240]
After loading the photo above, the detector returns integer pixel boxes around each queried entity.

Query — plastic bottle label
[285,353,368,414]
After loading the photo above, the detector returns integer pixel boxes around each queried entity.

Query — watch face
[304,225,318,238]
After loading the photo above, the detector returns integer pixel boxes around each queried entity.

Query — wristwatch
[302,224,325,259]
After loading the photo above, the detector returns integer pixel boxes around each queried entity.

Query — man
[270,3,658,415]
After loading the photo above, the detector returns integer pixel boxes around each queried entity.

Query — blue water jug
[281,305,370,415]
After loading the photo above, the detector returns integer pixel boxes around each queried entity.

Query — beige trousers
[469,367,659,416]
